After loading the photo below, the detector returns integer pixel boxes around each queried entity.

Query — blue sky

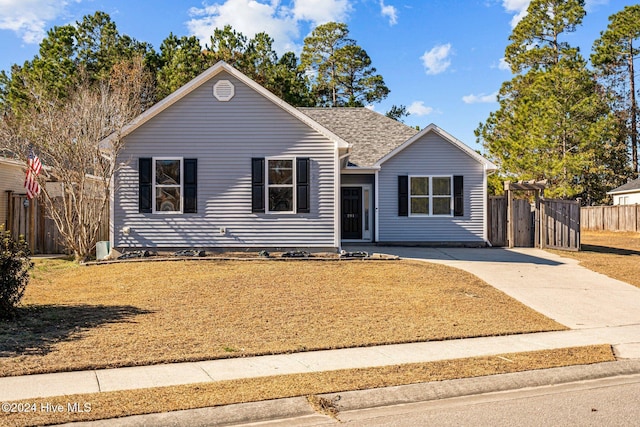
[0,0,636,151]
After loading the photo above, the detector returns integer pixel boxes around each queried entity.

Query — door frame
[340,184,373,243]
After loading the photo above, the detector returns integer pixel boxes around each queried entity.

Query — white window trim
[266,157,296,214]
[409,175,453,217]
[152,157,184,214]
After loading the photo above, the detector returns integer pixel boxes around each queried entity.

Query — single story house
[608,177,640,205]
[111,61,497,252]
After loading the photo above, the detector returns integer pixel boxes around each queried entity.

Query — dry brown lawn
[1,259,566,377]
[1,345,615,427]
[550,231,640,288]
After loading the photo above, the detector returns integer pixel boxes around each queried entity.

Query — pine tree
[592,5,640,176]
[477,0,627,201]
[300,22,389,107]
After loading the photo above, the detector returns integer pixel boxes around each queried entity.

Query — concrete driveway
[347,246,640,330]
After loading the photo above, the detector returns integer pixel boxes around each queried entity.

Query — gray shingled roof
[298,107,419,168]
[608,177,640,194]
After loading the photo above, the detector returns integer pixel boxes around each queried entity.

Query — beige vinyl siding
[0,160,27,228]
[114,71,337,249]
[377,132,487,243]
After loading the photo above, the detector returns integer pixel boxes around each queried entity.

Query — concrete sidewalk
[1,325,640,402]
[1,247,639,403]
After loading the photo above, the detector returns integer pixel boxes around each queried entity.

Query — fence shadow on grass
[0,304,153,357]
[580,244,640,257]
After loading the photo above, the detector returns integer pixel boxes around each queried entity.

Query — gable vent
[213,80,235,101]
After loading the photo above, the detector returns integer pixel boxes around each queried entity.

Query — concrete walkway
[356,246,640,329]
[2,247,640,403]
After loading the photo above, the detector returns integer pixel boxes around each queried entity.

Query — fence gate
[539,199,580,251]
[487,196,507,246]
[488,181,580,251]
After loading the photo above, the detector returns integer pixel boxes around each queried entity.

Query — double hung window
[267,159,294,212]
[252,157,310,214]
[155,159,182,213]
[138,157,197,214]
[410,176,452,216]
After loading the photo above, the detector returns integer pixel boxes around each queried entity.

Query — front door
[341,187,362,240]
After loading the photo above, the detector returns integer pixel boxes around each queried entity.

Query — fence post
[540,200,546,249]
[507,188,514,248]
[5,191,13,231]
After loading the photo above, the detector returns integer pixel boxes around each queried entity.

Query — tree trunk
[629,39,638,176]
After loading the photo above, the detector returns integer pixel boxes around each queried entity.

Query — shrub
[1,225,33,319]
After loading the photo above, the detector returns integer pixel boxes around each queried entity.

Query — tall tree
[202,27,314,106]
[477,0,627,201]
[244,32,278,86]
[385,104,410,122]
[300,22,389,107]
[0,11,152,112]
[75,11,151,81]
[505,0,585,73]
[262,52,313,107]
[205,25,250,69]
[592,5,640,176]
[0,25,77,111]
[154,33,207,99]
[0,58,153,261]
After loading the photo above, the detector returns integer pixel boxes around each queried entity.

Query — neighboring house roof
[608,177,640,195]
[106,61,350,151]
[298,107,418,168]
[375,123,498,171]
[0,156,25,168]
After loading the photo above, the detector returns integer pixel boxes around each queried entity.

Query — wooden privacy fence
[487,196,507,247]
[5,191,109,254]
[539,199,580,251]
[6,192,66,254]
[488,196,580,251]
[581,205,640,232]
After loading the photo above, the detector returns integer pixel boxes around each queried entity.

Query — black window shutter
[184,159,197,213]
[398,175,408,217]
[139,158,152,213]
[251,158,265,213]
[296,158,310,213]
[454,175,464,217]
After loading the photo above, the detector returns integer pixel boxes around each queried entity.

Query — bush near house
[0,226,33,319]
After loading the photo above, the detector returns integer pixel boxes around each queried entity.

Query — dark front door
[342,187,362,240]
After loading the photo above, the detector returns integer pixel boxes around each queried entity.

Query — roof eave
[341,165,380,174]
[607,188,640,195]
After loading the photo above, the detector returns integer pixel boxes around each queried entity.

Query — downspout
[484,166,496,247]
[374,169,380,243]
[336,149,351,252]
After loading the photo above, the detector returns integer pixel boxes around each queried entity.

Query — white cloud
[292,0,352,24]
[0,0,77,43]
[502,0,607,27]
[187,0,353,54]
[462,91,498,104]
[407,101,434,116]
[492,57,510,71]
[379,0,398,26]
[420,43,452,75]
[502,0,530,28]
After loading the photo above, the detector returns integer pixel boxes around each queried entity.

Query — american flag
[24,148,42,199]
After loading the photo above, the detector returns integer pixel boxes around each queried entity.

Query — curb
[61,359,640,426]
